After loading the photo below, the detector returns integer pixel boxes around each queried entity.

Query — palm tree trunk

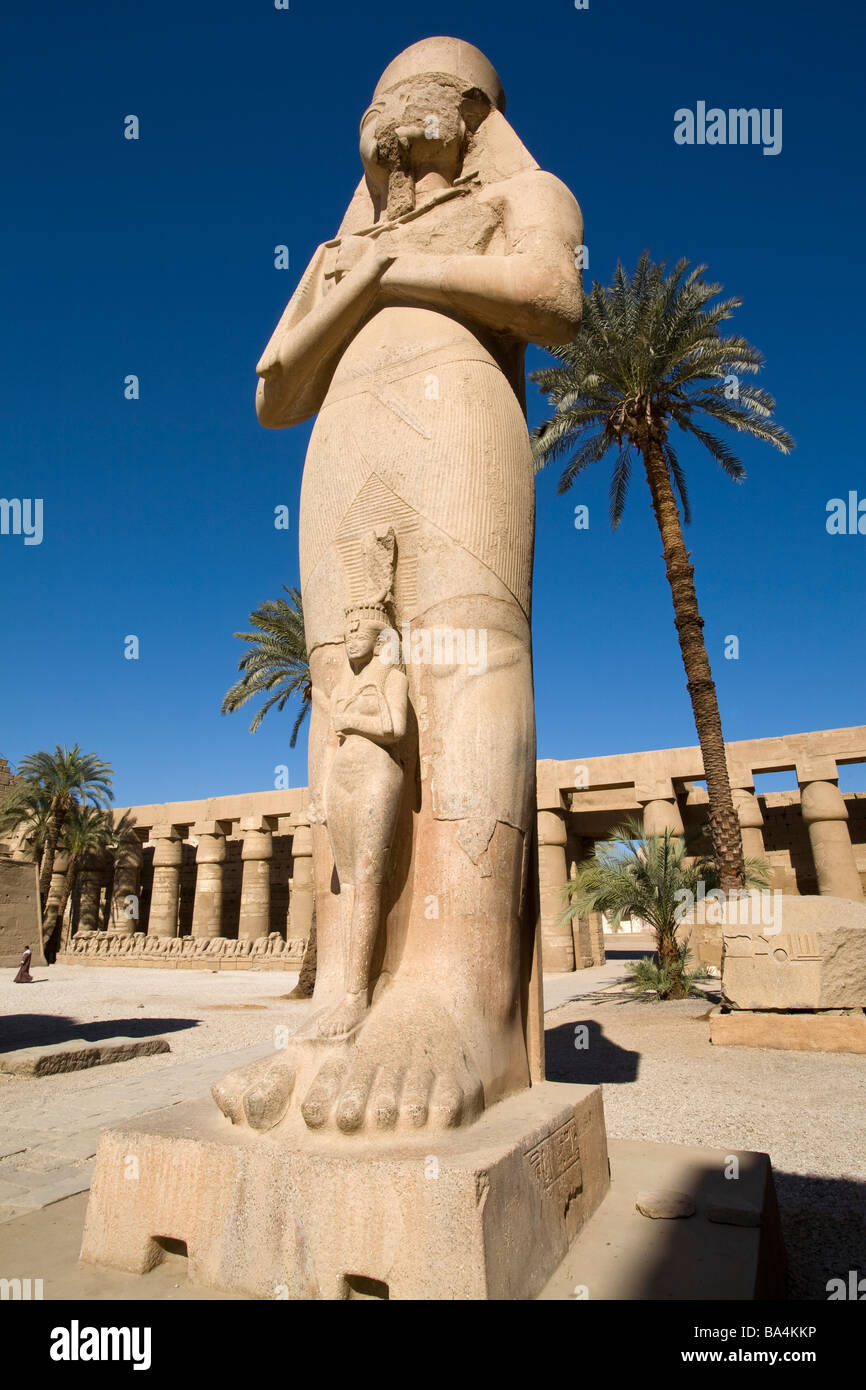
[38,805,65,909]
[54,856,79,954]
[642,431,745,892]
[288,908,317,999]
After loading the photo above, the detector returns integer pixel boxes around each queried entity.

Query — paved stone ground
[0,966,311,1223]
[2,946,863,1299]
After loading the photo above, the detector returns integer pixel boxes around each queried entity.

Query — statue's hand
[333,235,371,281]
[334,236,395,284]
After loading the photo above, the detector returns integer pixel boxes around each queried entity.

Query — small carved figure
[307,597,408,1039]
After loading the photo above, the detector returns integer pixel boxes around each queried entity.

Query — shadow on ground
[0,1015,200,1051]
[774,1170,866,1300]
[545,1017,640,1084]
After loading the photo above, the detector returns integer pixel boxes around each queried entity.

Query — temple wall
[0,857,45,968]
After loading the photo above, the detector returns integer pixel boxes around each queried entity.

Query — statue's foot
[212,1055,295,1132]
[300,994,484,1134]
[310,991,368,1040]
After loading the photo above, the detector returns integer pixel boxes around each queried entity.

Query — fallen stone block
[635,1189,696,1219]
[722,895,866,1011]
[707,1201,761,1227]
[0,1036,171,1077]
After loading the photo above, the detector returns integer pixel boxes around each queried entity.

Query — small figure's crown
[345,602,392,628]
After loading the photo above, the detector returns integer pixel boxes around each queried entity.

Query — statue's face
[360,76,475,186]
[344,618,380,662]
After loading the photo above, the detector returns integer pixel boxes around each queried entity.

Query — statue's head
[372,38,505,113]
[359,37,505,214]
[344,603,391,664]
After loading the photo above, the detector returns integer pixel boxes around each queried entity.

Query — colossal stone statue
[81,38,612,1302]
[213,35,584,1136]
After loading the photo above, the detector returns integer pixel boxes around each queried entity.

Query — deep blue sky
[1,0,864,805]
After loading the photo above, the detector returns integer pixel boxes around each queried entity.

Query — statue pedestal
[80,1082,609,1300]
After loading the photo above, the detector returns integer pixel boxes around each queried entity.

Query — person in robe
[13,945,33,983]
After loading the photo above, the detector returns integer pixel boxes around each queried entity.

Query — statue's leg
[296,597,535,1133]
[212,643,344,1129]
[305,643,346,1012]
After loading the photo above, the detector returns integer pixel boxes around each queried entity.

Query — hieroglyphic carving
[525,1118,583,1196]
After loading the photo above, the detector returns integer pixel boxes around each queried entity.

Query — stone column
[564,833,592,969]
[289,821,314,942]
[732,787,765,860]
[537,809,574,973]
[238,817,273,941]
[77,860,103,932]
[109,839,143,934]
[642,797,685,839]
[43,850,69,940]
[147,825,184,937]
[801,781,865,902]
[191,824,227,938]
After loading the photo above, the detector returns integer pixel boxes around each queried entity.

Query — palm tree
[221,585,312,747]
[563,818,770,999]
[13,746,114,908]
[0,781,52,861]
[531,254,793,892]
[52,805,116,957]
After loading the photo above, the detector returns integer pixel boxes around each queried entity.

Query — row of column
[538,810,606,974]
[539,778,864,973]
[631,782,862,902]
[73,819,315,942]
[729,781,862,901]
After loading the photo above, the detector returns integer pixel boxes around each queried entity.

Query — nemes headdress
[337,36,538,238]
[371,36,505,112]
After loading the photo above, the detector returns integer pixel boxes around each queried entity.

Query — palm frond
[222,585,312,737]
[529,252,794,522]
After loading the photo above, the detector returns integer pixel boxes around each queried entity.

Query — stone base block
[0,1035,170,1076]
[80,1081,609,1300]
[709,1005,866,1053]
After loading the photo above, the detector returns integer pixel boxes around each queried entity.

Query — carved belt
[322,342,499,408]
